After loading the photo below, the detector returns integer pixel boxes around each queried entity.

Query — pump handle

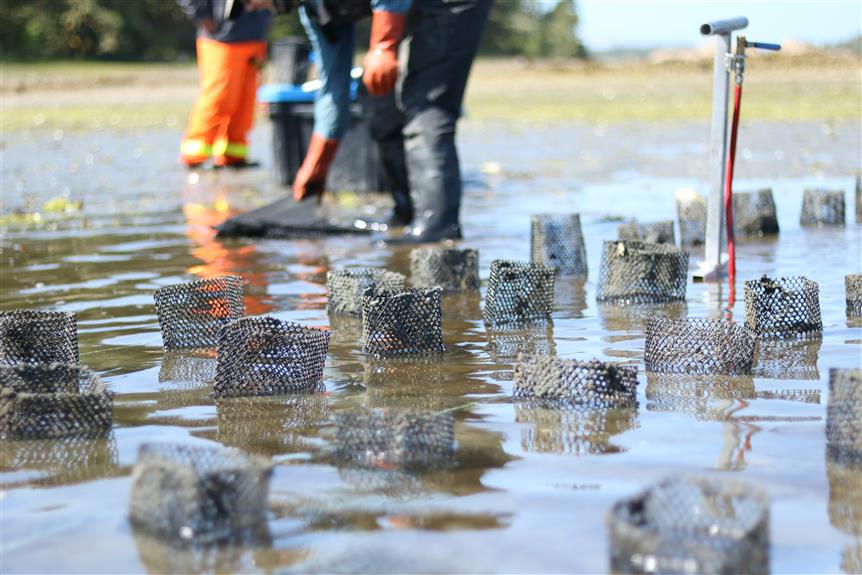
[746,41,781,51]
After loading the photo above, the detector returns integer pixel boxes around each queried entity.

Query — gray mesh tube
[617,220,675,245]
[827,368,862,465]
[530,214,588,276]
[645,316,756,375]
[128,442,273,545]
[847,274,862,318]
[743,275,822,339]
[409,247,480,292]
[154,276,245,349]
[333,409,455,470]
[596,241,689,304]
[213,316,330,398]
[675,189,707,246]
[800,188,846,226]
[361,287,445,358]
[515,403,639,455]
[483,260,555,326]
[608,476,770,575]
[0,363,112,439]
[0,310,78,365]
[327,268,405,317]
[513,354,638,408]
[733,189,779,237]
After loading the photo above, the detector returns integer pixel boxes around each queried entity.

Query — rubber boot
[293,133,340,202]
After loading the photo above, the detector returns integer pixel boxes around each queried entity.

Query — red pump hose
[724,82,743,306]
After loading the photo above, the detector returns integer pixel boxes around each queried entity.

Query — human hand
[363,48,399,96]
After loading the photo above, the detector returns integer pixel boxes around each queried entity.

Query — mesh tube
[361,287,445,358]
[513,354,638,408]
[483,260,555,326]
[675,189,707,246]
[608,476,770,575]
[128,442,273,545]
[617,220,675,245]
[515,403,639,455]
[743,275,822,339]
[733,189,779,237]
[154,276,245,349]
[0,310,78,365]
[530,214,588,276]
[409,247,480,292]
[827,368,862,465]
[800,188,846,226]
[0,363,112,439]
[327,268,405,317]
[645,316,756,375]
[596,241,689,304]
[213,317,330,398]
[333,409,455,470]
[847,274,862,319]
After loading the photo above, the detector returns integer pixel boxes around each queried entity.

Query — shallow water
[1,120,861,573]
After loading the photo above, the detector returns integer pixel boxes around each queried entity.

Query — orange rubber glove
[362,11,405,97]
[293,133,339,202]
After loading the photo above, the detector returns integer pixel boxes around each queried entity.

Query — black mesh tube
[596,241,689,304]
[409,247,480,292]
[0,310,78,365]
[847,274,862,319]
[617,220,675,245]
[483,260,555,326]
[645,316,756,375]
[361,287,445,358]
[675,189,707,246]
[800,188,846,226]
[154,276,245,349]
[327,267,405,317]
[827,368,862,465]
[530,214,588,276]
[743,275,822,339]
[513,354,638,408]
[733,189,779,237]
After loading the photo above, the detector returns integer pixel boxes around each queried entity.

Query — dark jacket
[177,0,272,43]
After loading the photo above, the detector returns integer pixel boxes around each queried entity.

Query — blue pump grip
[747,41,781,51]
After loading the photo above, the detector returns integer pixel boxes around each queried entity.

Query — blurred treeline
[1,0,587,61]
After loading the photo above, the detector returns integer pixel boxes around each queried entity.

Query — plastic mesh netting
[333,409,455,470]
[675,189,707,246]
[0,310,78,365]
[596,241,689,304]
[608,476,770,575]
[530,214,588,276]
[617,220,675,245]
[0,363,112,439]
[327,268,405,317]
[361,287,445,358]
[513,355,638,408]
[409,247,480,292]
[483,260,555,326]
[827,368,862,465]
[515,403,639,455]
[159,351,217,385]
[800,188,846,226]
[733,189,779,237]
[753,338,820,380]
[847,274,862,319]
[154,276,245,349]
[743,275,822,339]
[645,316,755,375]
[129,442,273,545]
[213,317,329,398]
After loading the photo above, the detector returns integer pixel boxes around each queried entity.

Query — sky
[569,0,862,51]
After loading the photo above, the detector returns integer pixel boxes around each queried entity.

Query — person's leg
[215,41,267,167]
[395,0,493,241]
[366,91,412,225]
[181,39,235,167]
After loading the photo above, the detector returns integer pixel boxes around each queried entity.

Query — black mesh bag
[159,350,217,385]
[513,354,638,408]
[752,337,820,380]
[645,316,756,375]
[361,287,445,358]
[409,247,480,292]
[483,260,555,326]
[743,275,822,339]
[617,220,676,245]
[608,476,770,575]
[213,316,330,398]
[333,409,455,470]
[596,241,689,304]
[515,402,639,455]
[327,267,405,317]
[530,214,588,276]
[800,188,846,226]
[128,442,273,545]
[675,189,707,246]
[154,276,245,349]
[0,310,78,365]
[827,368,862,465]
[0,363,112,439]
[847,274,862,319]
[733,189,779,237]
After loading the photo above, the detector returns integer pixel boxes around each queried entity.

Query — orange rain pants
[180,38,267,167]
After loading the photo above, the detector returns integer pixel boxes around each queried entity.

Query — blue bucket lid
[258,79,361,104]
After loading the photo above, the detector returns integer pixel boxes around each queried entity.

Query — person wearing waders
[294,0,493,243]
[177,0,272,169]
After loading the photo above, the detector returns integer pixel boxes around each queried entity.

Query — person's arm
[363,0,412,96]
[175,0,217,33]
